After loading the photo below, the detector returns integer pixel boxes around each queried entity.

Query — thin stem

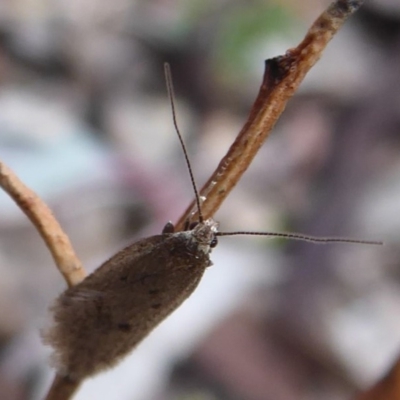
[0,162,86,287]
[175,0,366,230]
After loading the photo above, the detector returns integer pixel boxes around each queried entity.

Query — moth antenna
[216,231,383,246]
[164,62,204,223]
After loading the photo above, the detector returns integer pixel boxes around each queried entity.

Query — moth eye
[210,237,218,248]
[162,222,175,234]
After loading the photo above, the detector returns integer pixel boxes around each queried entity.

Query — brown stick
[176,0,365,230]
[0,162,86,287]
[44,374,81,400]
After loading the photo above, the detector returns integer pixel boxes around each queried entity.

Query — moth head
[190,218,219,253]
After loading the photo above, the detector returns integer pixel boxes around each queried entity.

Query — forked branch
[0,0,365,286]
[0,3,368,400]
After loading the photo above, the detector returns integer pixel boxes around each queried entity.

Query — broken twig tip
[329,0,365,17]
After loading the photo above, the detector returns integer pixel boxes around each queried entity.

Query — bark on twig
[176,0,365,230]
[0,162,86,287]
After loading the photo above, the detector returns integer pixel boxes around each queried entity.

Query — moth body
[44,219,218,380]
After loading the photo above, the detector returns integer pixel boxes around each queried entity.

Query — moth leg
[184,219,190,231]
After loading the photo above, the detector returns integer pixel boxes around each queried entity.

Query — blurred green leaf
[214,2,299,86]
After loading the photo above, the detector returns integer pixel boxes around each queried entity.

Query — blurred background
[0,0,399,399]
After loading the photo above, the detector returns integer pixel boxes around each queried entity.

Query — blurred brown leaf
[356,357,400,400]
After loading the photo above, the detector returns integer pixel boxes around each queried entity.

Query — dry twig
[0,162,86,287]
[176,0,366,230]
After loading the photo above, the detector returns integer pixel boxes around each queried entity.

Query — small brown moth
[43,64,381,398]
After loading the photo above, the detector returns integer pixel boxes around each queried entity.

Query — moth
[43,64,381,398]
